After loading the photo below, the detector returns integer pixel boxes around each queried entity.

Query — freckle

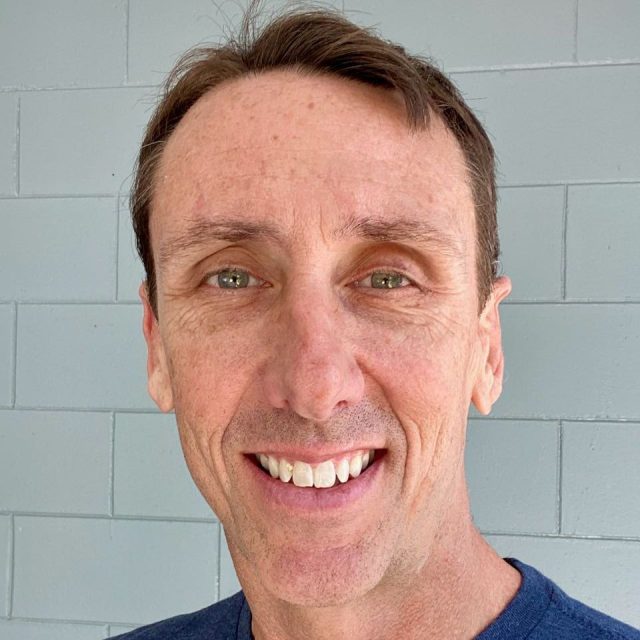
[272,134,279,141]
[307,101,315,109]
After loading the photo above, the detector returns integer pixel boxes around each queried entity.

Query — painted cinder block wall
[1,0,639,636]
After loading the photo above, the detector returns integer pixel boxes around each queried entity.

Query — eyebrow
[159,217,282,267]
[158,213,462,268]
[334,215,460,251]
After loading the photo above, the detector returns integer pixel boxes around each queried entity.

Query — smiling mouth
[250,449,384,488]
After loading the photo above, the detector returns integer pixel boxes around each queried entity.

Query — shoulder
[479,559,639,640]
[537,585,640,640]
[507,559,640,640]
[108,591,248,640]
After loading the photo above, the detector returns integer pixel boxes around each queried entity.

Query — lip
[244,449,385,513]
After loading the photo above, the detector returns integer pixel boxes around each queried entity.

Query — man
[112,5,640,640]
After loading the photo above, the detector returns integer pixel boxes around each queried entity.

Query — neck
[240,475,521,640]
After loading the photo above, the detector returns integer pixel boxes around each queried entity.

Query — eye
[204,267,265,289]
[355,270,413,290]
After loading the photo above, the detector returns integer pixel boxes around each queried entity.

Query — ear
[139,282,174,412]
[471,276,512,415]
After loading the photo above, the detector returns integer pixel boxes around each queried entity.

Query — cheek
[163,325,262,479]
[163,326,264,520]
[166,326,260,416]
[358,314,472,408]
[360,324,474,503]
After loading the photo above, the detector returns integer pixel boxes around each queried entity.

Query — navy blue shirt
[110,558,640,639]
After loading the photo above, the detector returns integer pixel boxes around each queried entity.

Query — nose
[260,291,365,422]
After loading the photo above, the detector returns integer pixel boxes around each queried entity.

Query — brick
[566,184,640,300]
[0,94,17,195]
[128,0,227,85]
[453,66,640,184]
[20,88,152,195]
[16,304,154,410]
[0,198,117,302]
[128,0,342,84]
[0,410,111,514]
[0,0,126,88]
[494,304,640,419]
[465,420,558,533]
[498,187,564,301]
[0,620,106,640]
[487,535,640,628]
[117,198,145,302]
[0,305,14,407]
[114,413,212,519]
[13,516,218,624]
[345,0,575,69]
[578,0,640,62]
[0,515,8,616]
[562,421,640,537]
[219,528,242,600]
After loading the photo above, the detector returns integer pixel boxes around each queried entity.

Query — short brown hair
[131,2,499,316]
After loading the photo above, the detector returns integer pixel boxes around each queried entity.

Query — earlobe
[139,282,174,413]
[471,276,511,415]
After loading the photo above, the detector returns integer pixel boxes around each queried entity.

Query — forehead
[151,70,475,256]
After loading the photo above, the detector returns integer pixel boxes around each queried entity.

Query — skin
[140,70,519,639]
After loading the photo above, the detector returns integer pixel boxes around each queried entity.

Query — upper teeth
[255,450,376,488]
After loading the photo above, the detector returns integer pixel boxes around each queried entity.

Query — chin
[260,543,387,608]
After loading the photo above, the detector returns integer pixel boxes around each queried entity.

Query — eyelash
[202,265,418,291]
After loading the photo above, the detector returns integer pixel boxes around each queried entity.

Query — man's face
[142,71,509,606]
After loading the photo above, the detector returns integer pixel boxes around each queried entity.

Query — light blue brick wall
[20,89,151,195]
[0,95,17,195]
[0,305,14,407]
[0,1,638,636]
[113,413,212,519]
[0,411,112,514]
[0,198,117,301]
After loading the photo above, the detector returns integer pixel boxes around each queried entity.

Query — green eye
[368,272,409,289]
[211,269,252,289]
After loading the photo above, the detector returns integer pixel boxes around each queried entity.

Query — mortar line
[498,180,640,188]
[0,300,139,306]
[0,60,637,94]
[11,304,17,408]
[0,194,121,201]
[10,406,159,414]
[0,511,217,524]
[114,196,121,301]
[109,413,116,517]
[557,421,564,534]
[0,181,638,200]
[7,514,15,617]
[6,614,118,627]
[573,0,580,63]
[469,416,639,424]
[504,300,640,305]
[7,300,141,306]
[4,408,639,423]
[502,298,640,307]
[561,184,569,299]
[0,84,158,93]
[483,530,640,542]
[15,97,20,196]
[125,0,131,84]
[0,62,636,95]
[448,59,640,75]
[6,299,640,307]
